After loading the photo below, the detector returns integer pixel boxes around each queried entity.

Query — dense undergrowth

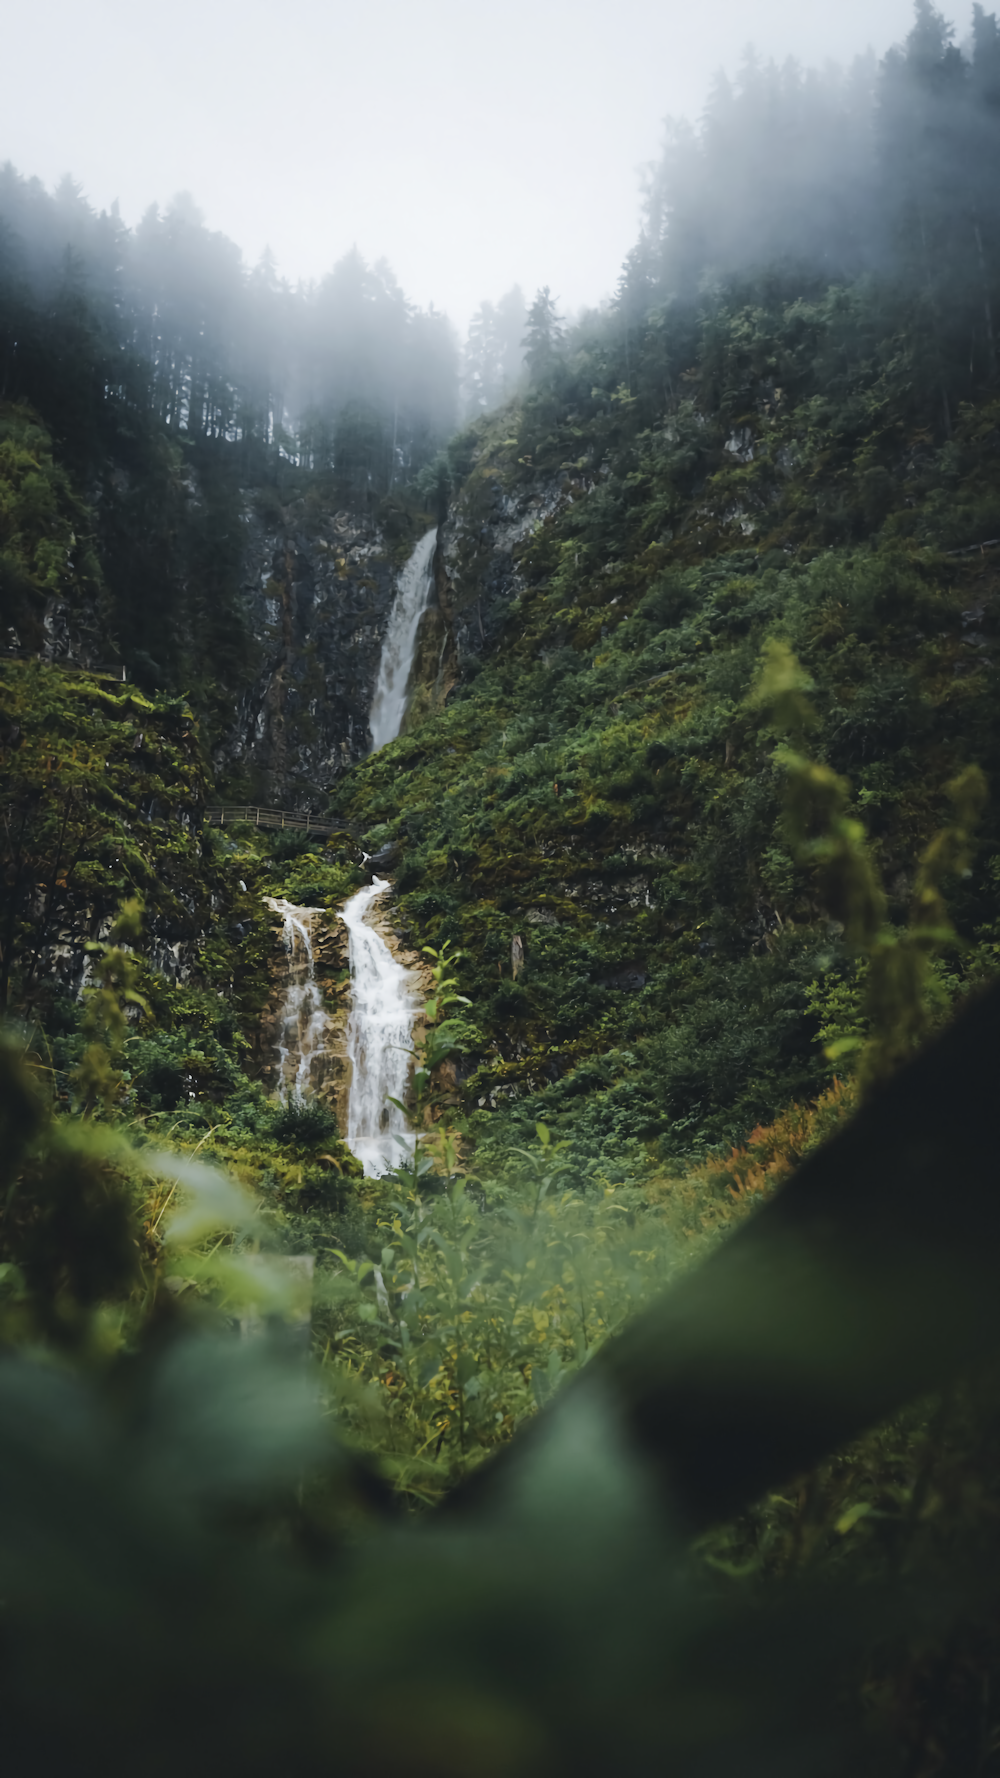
[332,287,1000,1193]
[4,893,1000,1775]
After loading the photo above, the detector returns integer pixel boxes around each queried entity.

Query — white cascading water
[265,897,329,1101]
[368,527,438,751]
[341,878,418,1176]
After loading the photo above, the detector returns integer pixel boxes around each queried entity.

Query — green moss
[0,402,107,652]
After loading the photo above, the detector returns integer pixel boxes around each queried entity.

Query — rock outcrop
[400,463,572,731]
[205,456,572,806]
[215,496,433,809]
[436,469,567,666]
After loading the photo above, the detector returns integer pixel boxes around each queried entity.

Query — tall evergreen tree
[522,287,564,382]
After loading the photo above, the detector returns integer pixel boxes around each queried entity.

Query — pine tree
[521,286,564,382]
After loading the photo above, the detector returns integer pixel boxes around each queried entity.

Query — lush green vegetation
[3,904,1000,1774]
[323,0,1000,1182]
[332,326,1000,1192]
[5,5,1000,1769]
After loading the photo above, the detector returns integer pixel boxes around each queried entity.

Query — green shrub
[269,1097,340,1150]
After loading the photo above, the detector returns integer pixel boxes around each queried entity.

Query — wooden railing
[205,805,340,838]
[945,537,1000,556]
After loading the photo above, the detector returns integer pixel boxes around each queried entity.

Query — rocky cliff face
[215,495,433,811]
[400,459,571,734]
[435,466,568,666]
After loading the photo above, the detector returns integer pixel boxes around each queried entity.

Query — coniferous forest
[6,4,1000,1771]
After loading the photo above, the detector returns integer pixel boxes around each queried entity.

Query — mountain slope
[331,286,1000,1183]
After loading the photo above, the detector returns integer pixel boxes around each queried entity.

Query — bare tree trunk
[973,220,998,382]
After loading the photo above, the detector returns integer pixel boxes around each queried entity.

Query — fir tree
[521,286,564,381]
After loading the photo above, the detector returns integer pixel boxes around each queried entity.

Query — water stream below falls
[341,877,419,1176]
[368,527,437,750]
[265,898,330,1101]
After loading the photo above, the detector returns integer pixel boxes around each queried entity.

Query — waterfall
[336,526,435,1167]
[265,898,329,1101]
[369,527,437,751]
[341,877,418,1177]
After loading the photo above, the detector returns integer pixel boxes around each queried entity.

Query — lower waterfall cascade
[341,877,419,1177]
[368,527,438,751]
[265,897,330,1101]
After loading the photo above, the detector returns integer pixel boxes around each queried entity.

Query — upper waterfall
[368,527,437,751]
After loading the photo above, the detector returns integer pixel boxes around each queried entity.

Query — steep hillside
[332,287,1000,1185]
[213,486,432,807]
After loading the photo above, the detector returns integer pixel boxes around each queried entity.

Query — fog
[5,0,997,511]
[6,0,919,327]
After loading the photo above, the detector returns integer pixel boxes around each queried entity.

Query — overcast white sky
[5,0,929,329]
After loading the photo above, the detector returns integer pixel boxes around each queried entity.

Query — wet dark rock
[599,967,648,993]
[367,842,401,870]
[214,497,433,809]
[438,472,569,665]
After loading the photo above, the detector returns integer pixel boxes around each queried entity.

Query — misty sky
[7,0,925,326]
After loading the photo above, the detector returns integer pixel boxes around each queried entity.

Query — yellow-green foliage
[753,637,988,1089]
[0,660,274,1028]
[73,898,151,1115]
[0,403,104,648]
[664,1077,858,1222]
[0,1021,324,1354]
[272,851,363,912]
[315,1135,679,1501]
[1,659,202,1006]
